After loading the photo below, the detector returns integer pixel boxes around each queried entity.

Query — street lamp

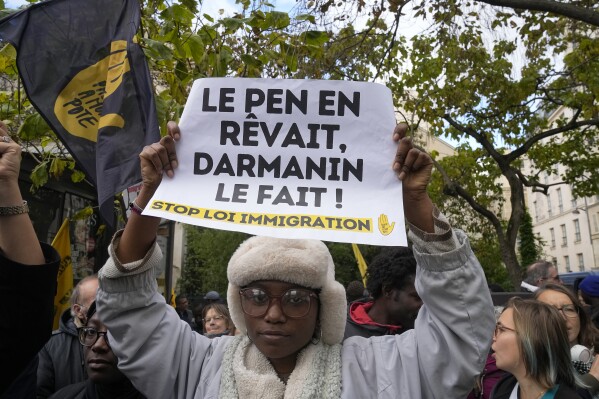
[572,197,596,269]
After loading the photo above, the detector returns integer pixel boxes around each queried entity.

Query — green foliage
[326,242,383,287]
[471,232,513,291]
[178,226,386,295]
[518,209,542,268]
[179,227,249,296]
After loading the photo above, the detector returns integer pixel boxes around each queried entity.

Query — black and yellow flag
[0,0,159,226]
[51,219,73,330]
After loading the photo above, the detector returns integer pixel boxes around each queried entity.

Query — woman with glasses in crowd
[49,302,145,399]
[95,122,494,398]
[490,297,583,399]
[202,303,236,338]
[535,283,599,398]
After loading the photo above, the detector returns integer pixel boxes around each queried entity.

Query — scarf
[219,335,342,399]
[572,359,593,375]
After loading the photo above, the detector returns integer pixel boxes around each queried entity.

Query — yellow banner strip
[150,200,372,233]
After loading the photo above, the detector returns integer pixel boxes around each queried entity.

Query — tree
[391,4,599,287]
[179,227,249,296]
[518,209,542,268]
[471,0,599,27]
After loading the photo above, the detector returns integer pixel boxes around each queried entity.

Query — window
[547,194,553,216]
[533,201,539,222]
[578,253,585,271]
[561,224,567,247]
[593,213,598,233]
[571,191,577,209]
[550,228,556,248]
[574,219,581,242]
[564,256,571,272]
[553,257,558,269]
[557,188,563,213]
[543,172,549,184]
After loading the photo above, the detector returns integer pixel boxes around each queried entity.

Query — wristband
[0,200,29,216]
[129,200,144,215]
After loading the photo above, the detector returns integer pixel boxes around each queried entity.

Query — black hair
[346,280,366,303]
[366,247,416,299]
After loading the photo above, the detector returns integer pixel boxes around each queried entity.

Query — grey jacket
[97,227,494,399]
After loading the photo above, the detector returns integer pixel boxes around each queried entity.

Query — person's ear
[382,285,394,298]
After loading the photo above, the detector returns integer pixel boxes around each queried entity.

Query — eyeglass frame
[238,287,319,319]
[78,326,110,348]
[493,322,517,338]
[554,304,579,319]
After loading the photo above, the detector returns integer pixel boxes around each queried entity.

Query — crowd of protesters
[2,121,599,399]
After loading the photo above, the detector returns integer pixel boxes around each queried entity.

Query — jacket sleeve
[0,243,59,396]
[96,230,227,399]
[36,342,55,398]
[341,225,495,398]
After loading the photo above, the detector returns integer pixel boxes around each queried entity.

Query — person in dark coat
[343,247,421,340]
[175,294,195,328]
[37,275,99,398]
[0,123,60,398]
[48,302,145,399]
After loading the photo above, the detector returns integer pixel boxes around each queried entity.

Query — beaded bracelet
[0,200,29,216]
[128,200,144,216]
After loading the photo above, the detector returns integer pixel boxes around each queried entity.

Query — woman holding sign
[96,121,494,398]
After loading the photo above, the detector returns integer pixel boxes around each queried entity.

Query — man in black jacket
[343,247,422,340]
[37,275,98,398]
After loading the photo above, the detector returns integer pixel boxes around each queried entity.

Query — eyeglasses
[202,315,225,324]
[239,287,318,318]
[554,304,578,319]
[494,323,516,338]
[78,327,110,348]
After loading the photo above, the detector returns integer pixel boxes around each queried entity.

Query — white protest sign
[144,78,406,246]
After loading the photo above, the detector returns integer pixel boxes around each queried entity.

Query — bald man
[37,275,99,398]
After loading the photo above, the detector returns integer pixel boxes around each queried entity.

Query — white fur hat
[226,236,347,345]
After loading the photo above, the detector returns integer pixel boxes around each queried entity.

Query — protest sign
[144,78,406,246]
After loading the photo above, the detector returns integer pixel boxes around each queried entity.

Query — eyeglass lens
[240,288,315,318]
[557,305,578,318]
[79,327,109,347]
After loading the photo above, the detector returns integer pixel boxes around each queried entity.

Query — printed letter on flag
[0,0,160,226]
[51,219,73,330]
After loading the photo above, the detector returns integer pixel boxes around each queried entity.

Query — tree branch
[514,169,567,195]
[508,113,598,162]
[474,0,599,27]
[432,158,504,233]
[443,113,507,166]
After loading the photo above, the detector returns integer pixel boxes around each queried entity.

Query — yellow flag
[51,218,74,330]
[352,244,368,286]
[170,289,176,307]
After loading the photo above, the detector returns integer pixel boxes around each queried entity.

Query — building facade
[523,106,598,272]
